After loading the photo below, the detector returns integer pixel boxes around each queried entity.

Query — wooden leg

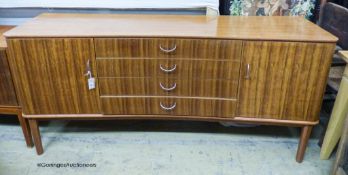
[296,125,313,163]
[28,119,43,155]
[17,109,34,148]
[321,76,348,159]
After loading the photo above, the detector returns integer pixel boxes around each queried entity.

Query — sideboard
[4,14,337,162]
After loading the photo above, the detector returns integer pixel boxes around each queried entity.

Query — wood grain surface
[237,41,336,121]
[97,59,240,79]
[6,38,101,114]
[4,13,337,43]
[99,77,238,98]
[0,26,17,107]
[101,97,236,117]
[95,38,242,59]
[0,50,18,106]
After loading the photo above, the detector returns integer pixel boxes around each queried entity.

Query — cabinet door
[237,41,335,121]
[7,39,100,114]
[0,50,17,106]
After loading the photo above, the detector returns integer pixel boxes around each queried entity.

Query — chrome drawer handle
[159,82,177,91]
[159,44,177,53]
[84,59,92,77]
[245,63,251,80]
[160,64,177,73]
[160,102,176,111]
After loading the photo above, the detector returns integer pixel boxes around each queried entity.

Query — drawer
[95,38,242,60]
[97,59,240,79]
[101,97,236,117]
[99,77,238,98]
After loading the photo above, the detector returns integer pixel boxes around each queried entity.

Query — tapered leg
[28,119,43,155]
[296,125,313,163]
[17,109,34,148]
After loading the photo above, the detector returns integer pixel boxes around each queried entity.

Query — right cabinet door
[237,41,335,121]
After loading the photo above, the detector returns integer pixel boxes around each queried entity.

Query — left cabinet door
[7,39,100,115]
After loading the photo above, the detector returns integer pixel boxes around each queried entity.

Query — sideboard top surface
[4,13,337,42]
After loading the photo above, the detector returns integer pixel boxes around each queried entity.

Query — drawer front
[97,59,240,79]
[99,78,238,98]
[101,97,236,117]
[95,38,242,60]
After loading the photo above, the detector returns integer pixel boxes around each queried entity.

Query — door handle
[245,63,251,80]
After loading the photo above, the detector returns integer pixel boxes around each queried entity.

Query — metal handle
[159,44,177,53]
[160,64,177,73]
[84,59,92,78]
[159,82,177,91]
[245,64,251,79]
[160,102,176,111]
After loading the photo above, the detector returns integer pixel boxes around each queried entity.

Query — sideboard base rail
[22,114,319,126]
[24,114,317,163]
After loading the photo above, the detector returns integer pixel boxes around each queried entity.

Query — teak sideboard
[4,14,337,163]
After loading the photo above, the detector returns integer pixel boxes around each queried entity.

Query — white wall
[0,0,219,25]
[0,0,219,10]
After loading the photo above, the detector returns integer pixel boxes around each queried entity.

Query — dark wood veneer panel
[6,38,101,114]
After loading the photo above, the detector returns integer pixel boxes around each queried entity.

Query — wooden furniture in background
[318,2,348,159]
[324,0,348,9]
[0,26,33,148]
[321,51,348,159]
[4,14,337,162]
[331,110,348,175]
